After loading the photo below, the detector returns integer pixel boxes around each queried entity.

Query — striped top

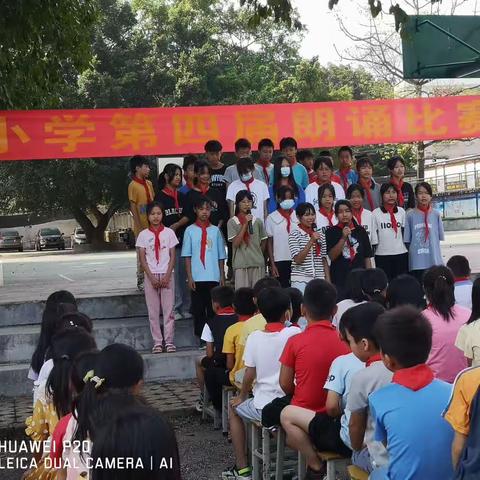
[288,228,326,281]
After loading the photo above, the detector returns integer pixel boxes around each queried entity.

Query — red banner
[1,95,479,161]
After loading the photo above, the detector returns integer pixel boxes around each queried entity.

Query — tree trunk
[71,204,118,247]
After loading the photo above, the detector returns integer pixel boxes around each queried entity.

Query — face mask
[280,199,295,210]
[280,166,291,178]
[241,173,253,182]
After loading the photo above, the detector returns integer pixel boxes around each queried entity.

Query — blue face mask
[280,199,295,210]
[280,166,291,178]
[241,172,253,182]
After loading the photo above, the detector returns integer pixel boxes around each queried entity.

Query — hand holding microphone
[246,210,254,234]
[310,223,321,242]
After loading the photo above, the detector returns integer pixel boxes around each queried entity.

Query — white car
[72,227,88,245]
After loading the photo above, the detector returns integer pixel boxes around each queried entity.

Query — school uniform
[226,179,270,221]
[315,210,338,235]
[267,183,305,213]
[254,163,274,184]
[352,208,375,244]
[304,181,345,210]
[335,168,359,191]
[359,179,381,211]
[372,206,408,281]
[391,180,415,210]
[209,164,228,197]
[184,187,229,228]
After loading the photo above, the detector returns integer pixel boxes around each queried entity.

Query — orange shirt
[128,179,154,236]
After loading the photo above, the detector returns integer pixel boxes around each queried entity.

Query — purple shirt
[423,304,471,383]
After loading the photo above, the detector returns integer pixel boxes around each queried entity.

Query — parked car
[35,228,65,251]
[72,227,88,245]
[0,230,23,252]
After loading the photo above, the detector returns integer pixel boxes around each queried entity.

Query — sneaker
[221,466,252,480]
[195,394,204,413]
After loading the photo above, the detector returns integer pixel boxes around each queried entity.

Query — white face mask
[280,199,295,210]
[241,172,253,182]
[280,166,291,178]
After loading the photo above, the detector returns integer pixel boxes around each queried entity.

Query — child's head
[273,154,292,181]
[204,139,223,165]
[193,197,212,222]
[210,285,234,313]
[380,183,398,207]
[423,265,455,322]
[194,159,211,185]
[55,311,93,334]
[356,156,373,179]
[341,302,385,362]
[361,268,388,306]
[257,287,292,324]
[374,306,432,370]
[314,156,334,183]
[385,274,425,309]
[414,181,433,207]
[334,199,353,225]
[253,277,281,305]
[338,146,354,169]
[235,138,252,158]
[297,150,314,171]
[318,183,335,210]
[286,287,303,324]
[158,163,182,190]
[147,201,164,226]
[236,156,255,180]
[258,138,274,162]
[130,155,151,178]
[295,202,316,228]
[447,255,471,279]
[71,350,100,396]
[345,268,367,303]
[182,155,197,183]
[234,190,253,215]
[302,279,337,322]
[387,156,405,178]
[346,184,365,210]
[233,287,256,317]
[468,278,480,325]
[47,327,97,418]
[276,185,295,210]
[279,137,298,162]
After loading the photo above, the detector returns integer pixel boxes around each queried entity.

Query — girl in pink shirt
[422,266,470,383]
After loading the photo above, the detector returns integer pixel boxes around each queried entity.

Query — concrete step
[0,348,201,397]
[0,316,198,364]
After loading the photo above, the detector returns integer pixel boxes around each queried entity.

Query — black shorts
[308,412,351,457]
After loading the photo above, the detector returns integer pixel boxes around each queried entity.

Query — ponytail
[423,266,455,322]
[361,269,388,307]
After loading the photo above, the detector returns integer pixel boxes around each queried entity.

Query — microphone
[246,209,253,234]
[311,222,317,231]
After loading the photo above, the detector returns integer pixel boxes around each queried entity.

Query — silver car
[0,230,23,252]
[72,227,88,245]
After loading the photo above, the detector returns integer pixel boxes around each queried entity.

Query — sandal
[152,344,163,354]
[165,344,176,353]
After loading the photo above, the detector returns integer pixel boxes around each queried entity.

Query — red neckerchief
[308,170,317,184]
[316,178,329,187]
[352,207,363,226]
[132,176,152,203]
[339,168,351,191]
[392,364,434,391]
[162,187,179,210]
[185,180,194,190]
[299,224,320,256]
[257,160,271,184]
[237,214,250,245]
[265,322,285,333]
[194,220,210,267]
[242,176,254,192]
[384,205,398,235]
[217,306,235,315]
[359,178,374,210]
[319,207,334,226]
[290,158,297,167]
[331,173,341,184]
[455,276,471,283]
[336,222,356,262]
[417,205,431,242]
[390,177,404,207]
[148,225,165,264]
[237,314,252,322]
[278,208,293,233]
[366,353,383,367]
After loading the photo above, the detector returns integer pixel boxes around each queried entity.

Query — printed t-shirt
[181,224,226,282]
[239,313,266,346]
[226,179,270,221]
[184,187,229,227]
[372,207,407,256]
[314,211,338,235]
[265,210,299,262]
[135,227,179,274]
[209,164,228,197]
[128,179,155,236]
[423,304,470,383]
[227,216,267,269]
[456,320,480,367]
[370,379,453,480]
[279,321,350,412]
[353,208,375,244]
[244,326,301,409]
[305,181,345,210]
[268,184,305,213]
[454,280,473,309]
[154,190,188,245]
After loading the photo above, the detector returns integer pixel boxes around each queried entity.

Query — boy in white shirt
[223,287,300,480]
[305,156,345,209]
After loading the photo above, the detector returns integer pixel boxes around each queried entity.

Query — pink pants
[144,273,175,346]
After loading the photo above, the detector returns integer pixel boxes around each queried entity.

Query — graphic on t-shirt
[249,191,258,209]
[414,228,430,254]
[379,221,402,229]
[342,236,359,260]
[211,173,226,189]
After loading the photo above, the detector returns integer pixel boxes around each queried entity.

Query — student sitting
[297,149,316,184]
[344,303,391,474]
[356,157,381,211]
[369,306,454,480]
[447,255,473,309]
[223,287,300,480]
[305,156,345,209]
[385,274,425,310]
[332,269,366,329]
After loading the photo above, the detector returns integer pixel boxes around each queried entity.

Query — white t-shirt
[135,227,179,274]
[454,282,473,309]
[226,179,270,221]
[243,326,301,409]
[315,211,338,235]
[332,299,366,329]
[355,209,375,244]
[305,181,345,209]
[33,358,54,405]
[265,210,299,262]
[372,206,407,256]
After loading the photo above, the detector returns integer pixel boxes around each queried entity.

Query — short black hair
[414,181,433,197]
[253,277,281,298]
[286,287,303,323]
[318,183,336,202]
[146,201,164,217]
[295,202,316,218]
[334,199,352,216]
[204,140,223,153]
[338,146,353,157]
[314,156,334,172]
[447,255,471,278]
[279,137,298,150]
[275,185,295,202]
[344,268,366,303]
[356,156,373,171]
[234,190,254,215]
[257,287,291,323]
[235,138,251,151]
[387,156,405,171]
[386,274,425,309]
[361,268,388,306]
[233,288,256,316]
[297,150,314,163]
[211,286,234,308]
[129,155,150,175]
[183,154,197,170]
[193,195,212,210]
[303,279,337,320]
[194,159,210,175]
[374,306,432,368]
[346,183,365,199]
[318,150,332,157]
[258,138,274,150]
[380,182,398,198]
[236,156,255,175]
[341,302,385,348]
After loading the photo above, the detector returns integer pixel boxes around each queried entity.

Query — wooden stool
[347,465,369,480]
[317,451,350,480]
[222,386,236,436]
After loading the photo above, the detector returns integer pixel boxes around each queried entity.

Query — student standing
[224,138,253,185]
[288,203,329,293]
[266,185,299,287]
[128,155,155,290]
[254,138,275,184]
[372,183,408,281]
[297,149,317,184]
[346,184,375,244]
[404,182,444,282]
[305,156,345,207]
[179,154,197,195]
[356,157,381,211]
[447,255,473,309]
[155,164,190,318]
[182,197,226,339]
[387,155,415,210]
[227,191,267,288]
[278,137,309,189]
[335,146,358,191]
[315,184,338,234]
[267,155,305,213]
[204,140,227,196]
